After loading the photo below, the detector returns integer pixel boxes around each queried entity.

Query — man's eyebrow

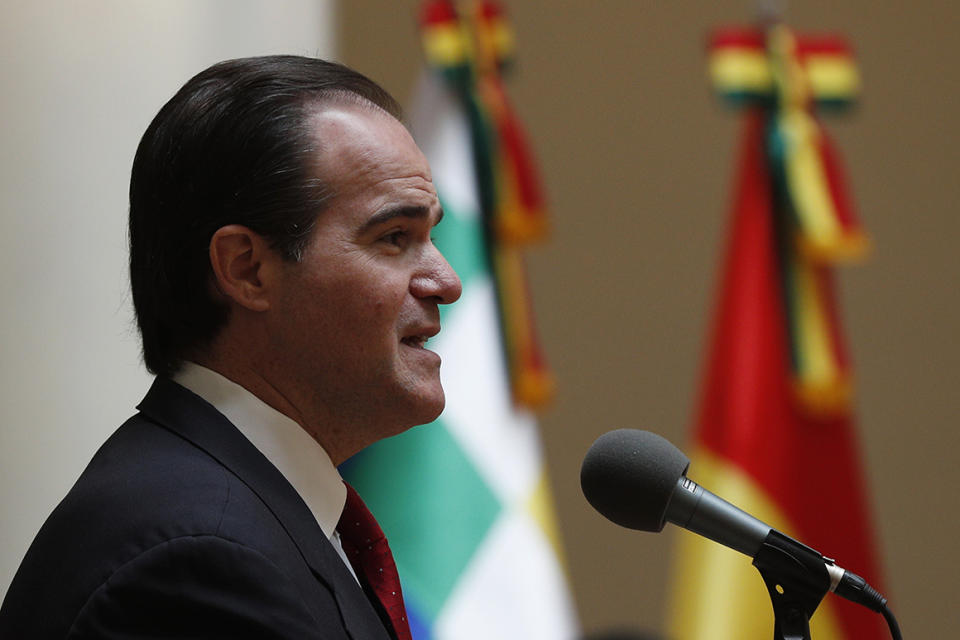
[361,204,444,232]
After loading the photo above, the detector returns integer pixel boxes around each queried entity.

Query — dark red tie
[337,483,412,640]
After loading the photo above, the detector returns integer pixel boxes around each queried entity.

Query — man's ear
[208,225,278,312]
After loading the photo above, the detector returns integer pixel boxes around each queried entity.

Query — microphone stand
[752,530,832,640]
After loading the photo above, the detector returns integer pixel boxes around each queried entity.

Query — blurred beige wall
[341,2,960,638]
[0,0,335,604]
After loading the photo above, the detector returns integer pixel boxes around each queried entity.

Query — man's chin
[371,378,444,434]
[415,390,446,426]
[402,385,446,429]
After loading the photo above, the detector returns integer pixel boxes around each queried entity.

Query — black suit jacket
[0,377,395,639]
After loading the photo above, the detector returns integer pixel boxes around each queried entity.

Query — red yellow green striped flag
[667,22,887,639]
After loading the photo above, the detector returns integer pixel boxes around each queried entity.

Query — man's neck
[189,351,355,464]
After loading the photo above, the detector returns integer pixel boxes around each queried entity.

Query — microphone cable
[881,603,903,640]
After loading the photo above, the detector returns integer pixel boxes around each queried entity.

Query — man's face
[267,104,461,452]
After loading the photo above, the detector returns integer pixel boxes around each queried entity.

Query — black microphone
[580,428,887,613]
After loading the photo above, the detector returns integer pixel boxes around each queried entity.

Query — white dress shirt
[172,362,358,582]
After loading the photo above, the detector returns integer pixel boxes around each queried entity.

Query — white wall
[0,0,336,601]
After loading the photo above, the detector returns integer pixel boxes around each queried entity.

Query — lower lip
[401,341,441,363]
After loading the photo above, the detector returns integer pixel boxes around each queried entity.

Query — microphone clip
[752,529,831,640]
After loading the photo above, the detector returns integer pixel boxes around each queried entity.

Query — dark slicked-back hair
[129,55,402,377]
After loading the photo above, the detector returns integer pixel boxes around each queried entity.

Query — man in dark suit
[0,55,461,639]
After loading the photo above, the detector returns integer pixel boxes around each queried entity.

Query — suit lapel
[136,377,392,640]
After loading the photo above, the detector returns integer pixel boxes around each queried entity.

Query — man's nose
[412,247,462,304]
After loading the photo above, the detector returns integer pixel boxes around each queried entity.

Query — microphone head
[580,429,690,532]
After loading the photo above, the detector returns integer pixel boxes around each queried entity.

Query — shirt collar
[172,362,346,540]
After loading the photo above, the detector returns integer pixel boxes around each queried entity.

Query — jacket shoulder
[67,534,347,639]
[1,412,332,637]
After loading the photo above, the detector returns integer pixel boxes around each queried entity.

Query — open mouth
[401,335,428,349]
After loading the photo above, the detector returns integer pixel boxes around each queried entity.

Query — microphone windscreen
[580,429,690,532]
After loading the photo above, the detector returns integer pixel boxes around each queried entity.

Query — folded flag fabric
[668,22,887,639]
[342,3,578,639]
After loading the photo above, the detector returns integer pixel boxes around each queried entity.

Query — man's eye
[382,230,406,247]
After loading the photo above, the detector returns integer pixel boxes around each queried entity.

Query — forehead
[307,104,433,195]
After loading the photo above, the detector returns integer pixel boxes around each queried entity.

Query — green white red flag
[342,2,578,638]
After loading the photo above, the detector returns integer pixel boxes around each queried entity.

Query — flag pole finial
[756,0,787,26]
